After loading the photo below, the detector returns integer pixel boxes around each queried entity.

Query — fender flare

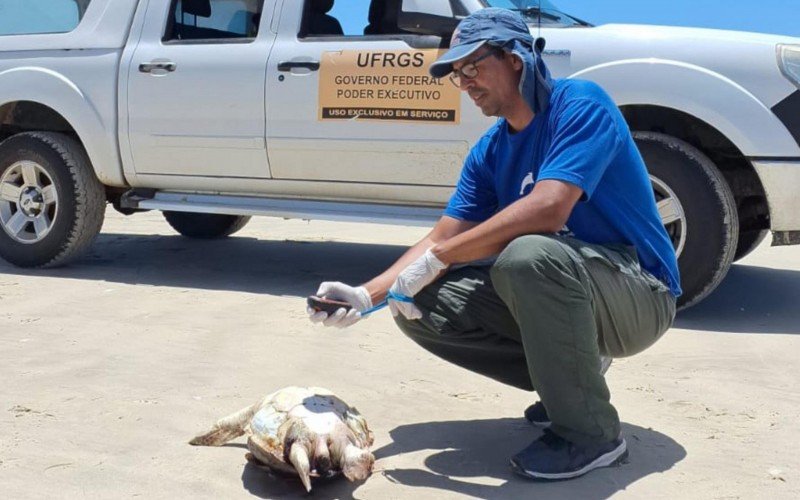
[0,66,125,186]
[571,58,800,157]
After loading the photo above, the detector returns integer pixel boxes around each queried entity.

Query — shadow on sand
[374,418,685,499]
[0,232,405,298]
[236,417,684,499]
[240,462,361,500]
[3,232,797,334]
[676,264,800,334]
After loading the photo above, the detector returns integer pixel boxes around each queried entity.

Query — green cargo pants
[393,234,676,445]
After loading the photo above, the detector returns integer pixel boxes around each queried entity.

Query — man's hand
[308,282,372,328]
[389,248,448,320]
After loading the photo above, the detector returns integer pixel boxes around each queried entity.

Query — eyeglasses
[449,50,498,88]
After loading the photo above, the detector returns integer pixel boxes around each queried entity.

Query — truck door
[125,0,275,178]
[265,0,491,187]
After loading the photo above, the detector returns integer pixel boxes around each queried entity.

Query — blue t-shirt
[445,79,681,297]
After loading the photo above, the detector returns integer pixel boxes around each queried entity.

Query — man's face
[451,47,524,118]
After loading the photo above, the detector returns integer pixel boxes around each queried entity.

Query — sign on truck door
[265,0,490,188]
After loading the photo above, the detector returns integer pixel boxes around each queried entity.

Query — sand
[1,207,798,499]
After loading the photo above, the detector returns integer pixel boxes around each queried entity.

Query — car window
[482,0,589,27]
[164,0,264,42]
[303,0,412,38]
[0,0,90,36]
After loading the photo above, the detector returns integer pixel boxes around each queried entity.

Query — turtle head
[341,444,374,482]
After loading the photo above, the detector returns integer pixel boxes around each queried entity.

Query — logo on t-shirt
[519,172,535,196]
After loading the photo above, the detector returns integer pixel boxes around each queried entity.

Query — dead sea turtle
[189,386,374,492]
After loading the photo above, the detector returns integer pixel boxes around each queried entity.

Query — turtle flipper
[344,408,374,447]
[246,434,297,476]
[189,402,260,446]
[289,442,313,492]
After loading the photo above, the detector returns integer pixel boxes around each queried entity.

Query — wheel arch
[571,59,774,237]
[571,58,800,157]
[621,104,770,237]
[0,67,125,187]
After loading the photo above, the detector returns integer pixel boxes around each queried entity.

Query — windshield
[481,1,591,28]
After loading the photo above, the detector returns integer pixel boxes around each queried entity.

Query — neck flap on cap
[490,36,553,115]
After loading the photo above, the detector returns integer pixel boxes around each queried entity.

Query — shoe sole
[528,419,551,428]
[600,356,612,374]
[510,438,628,481]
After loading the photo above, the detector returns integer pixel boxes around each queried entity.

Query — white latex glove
[388,248,448,320]
[307,281,372,329]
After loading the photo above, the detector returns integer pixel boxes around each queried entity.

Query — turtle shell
[244,387,372,476]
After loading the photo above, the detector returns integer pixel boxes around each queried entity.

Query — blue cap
[429,8,534,78]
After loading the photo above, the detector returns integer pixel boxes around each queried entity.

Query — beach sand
[1,208,798,499]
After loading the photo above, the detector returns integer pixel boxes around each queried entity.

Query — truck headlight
[778,44,800,89]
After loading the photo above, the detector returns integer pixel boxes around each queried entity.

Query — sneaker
[510,429,628,481]
[524,356,612,427]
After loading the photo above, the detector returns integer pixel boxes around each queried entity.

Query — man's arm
[432,179,583,265]
[362,216,478,304]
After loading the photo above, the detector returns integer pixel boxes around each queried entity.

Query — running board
[121,191,441,227]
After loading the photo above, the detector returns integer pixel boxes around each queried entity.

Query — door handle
[139,62,177,73]
[277,61,320,72]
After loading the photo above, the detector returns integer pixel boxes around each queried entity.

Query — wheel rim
[0,161,59,244]
[650,174,686,257]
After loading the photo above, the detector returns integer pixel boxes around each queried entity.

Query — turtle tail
[189,402,260,446]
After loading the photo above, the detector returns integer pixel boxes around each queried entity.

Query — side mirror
[398,0,460,37]
[182,0,212,18]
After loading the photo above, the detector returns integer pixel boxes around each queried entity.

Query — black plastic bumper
[772,89,800,148]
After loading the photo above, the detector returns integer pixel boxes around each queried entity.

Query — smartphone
[307,295,352,314]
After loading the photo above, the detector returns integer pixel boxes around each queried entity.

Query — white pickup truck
[1,0,799,308]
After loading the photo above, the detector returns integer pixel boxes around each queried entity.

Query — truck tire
[163,211,251,239]
[633,131,739,309]
[0,132,105,268]
[733,228,768,262]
